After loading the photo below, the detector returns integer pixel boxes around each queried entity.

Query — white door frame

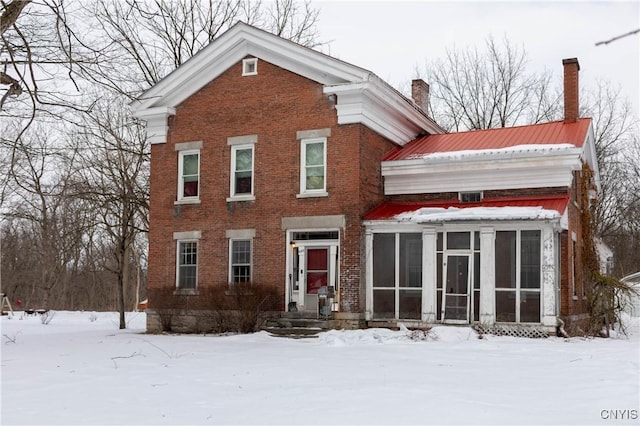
[285,231,339,311]
[441,253,472,324]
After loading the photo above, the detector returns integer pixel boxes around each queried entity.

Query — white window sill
[174,288,198,296]
[296,191,328,199]
[226,195,256,202]
[174,199,201,205]
[572,295,579,301]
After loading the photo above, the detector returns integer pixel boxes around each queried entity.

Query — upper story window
[227,135,257,202]
[242,58,258,76]
[299,137,327,196]
[175,141,202,204]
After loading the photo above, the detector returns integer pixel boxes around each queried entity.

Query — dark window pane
[495,231,516,288]
[496,291,516,322]
[473,290,480,322]
[231,240,251,283]
[373,234,395,287]
[474,253,481,289]
[232,240,251,264]
[436,289,442,321]
[437,253,443,289]
[293,231,339,241]
[400,233,422,288]
[399,290,421,319]
[474,231,480,251]
[235,173,252,194]
[520,291,540,323]
[444,295,467,320]
[447,232,470,249]
[373,290,395,319]
[521,230,541,289]
[446,256,468,294]
[232,265,251,283]
[178,242,197,289]
[437,232,443,251]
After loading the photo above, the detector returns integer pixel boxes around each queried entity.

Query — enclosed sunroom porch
[363,197,568,331]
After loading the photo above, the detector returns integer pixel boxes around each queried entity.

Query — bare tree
[422,36,561,132]
[422,39,640,280]
[1,123,92,308]
[76,0,321,98]
[73,93,149,329]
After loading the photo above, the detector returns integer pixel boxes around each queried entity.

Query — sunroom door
[442,255,470,323]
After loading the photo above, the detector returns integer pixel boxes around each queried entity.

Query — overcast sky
[314,1,640,114]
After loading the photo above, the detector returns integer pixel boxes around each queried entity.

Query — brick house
[131,23,599,334]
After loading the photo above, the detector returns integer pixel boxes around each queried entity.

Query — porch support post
[422,228,437,322]
[365,229,373,321]
[479,226,495,325]
[541,226,557,326]
[297,246,306,308]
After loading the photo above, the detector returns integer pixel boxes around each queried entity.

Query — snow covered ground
[1,311,638,425]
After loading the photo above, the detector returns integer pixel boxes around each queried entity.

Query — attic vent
[242,58,258,76]
[459,192,482,203]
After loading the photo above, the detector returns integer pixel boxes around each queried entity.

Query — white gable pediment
[130,22,444,145]
[130,22,371,113]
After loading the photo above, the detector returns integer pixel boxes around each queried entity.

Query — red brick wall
[557,166,598,321]
[148,58,394,313]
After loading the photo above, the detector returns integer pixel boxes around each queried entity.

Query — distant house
[131,23,599,334]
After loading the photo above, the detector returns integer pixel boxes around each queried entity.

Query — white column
[541,226,557,326]
[422,228,437,322]
[297,246,306,308]
[480,226,495,325]
[329,245,338,311]
[365,230,373,321]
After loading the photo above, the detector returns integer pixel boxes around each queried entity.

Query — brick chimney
[562,58,580,123]
[412,79,430,114]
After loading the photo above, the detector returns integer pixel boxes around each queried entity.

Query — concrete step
[261,326,323,338]
[261,314,340,338]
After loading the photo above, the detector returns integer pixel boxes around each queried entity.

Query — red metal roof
[383,118,591,161]
[363,194,570,221]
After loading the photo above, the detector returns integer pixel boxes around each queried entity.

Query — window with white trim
[177,241,198,290]
[230,145,254,197]
[178,150,200,201]
[495,230,541,323]
[242,58,257,76]
[230,239,252,283]
[300,137,326,195]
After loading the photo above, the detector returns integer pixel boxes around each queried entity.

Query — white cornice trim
[382,149,583,195]
[129,22,444,145]
[324,79,443,144]
[132,107,176,145]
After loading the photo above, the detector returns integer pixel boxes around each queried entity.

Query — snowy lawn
[1,312,639,425]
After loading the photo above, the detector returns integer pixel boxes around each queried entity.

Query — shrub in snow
[88,312,98,322]
[150,283,279,334]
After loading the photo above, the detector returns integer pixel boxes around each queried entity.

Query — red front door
[306,247,328,294]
